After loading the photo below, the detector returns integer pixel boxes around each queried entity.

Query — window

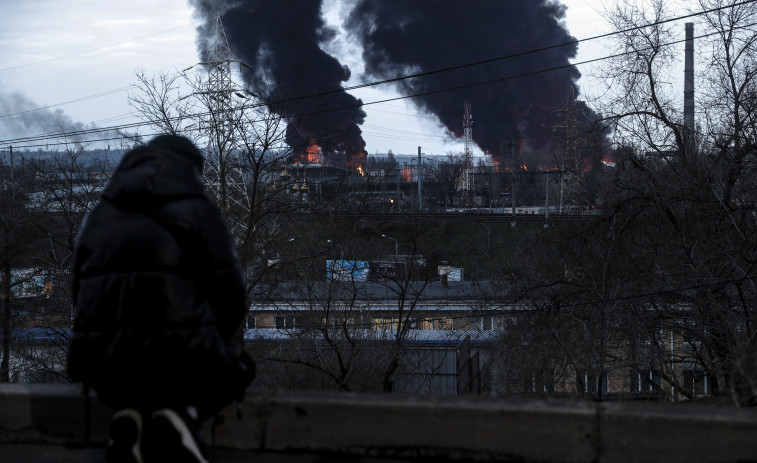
[246,315,256,329]
[645,370,662,392]
[683,369,708,397]
[321,316,360,328]
[275,315,296,329]
[522,369,556,393]
[576,369,609,394]
[437,317,454,330]
[629,369,661,392]
[372,317,398,330]
[479,315,504,331]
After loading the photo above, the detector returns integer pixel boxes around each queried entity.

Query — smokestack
[684,22,695,132]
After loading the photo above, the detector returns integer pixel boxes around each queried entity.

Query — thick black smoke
[189,0,367,166]
[189,1,604,167]
[344,0,600,166]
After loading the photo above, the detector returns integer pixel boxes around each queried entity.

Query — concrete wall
[2,383,757,462]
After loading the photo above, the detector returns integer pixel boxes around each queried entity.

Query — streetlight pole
[327,239,344,258]
[381,234,398,258]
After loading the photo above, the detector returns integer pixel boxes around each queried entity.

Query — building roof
[245,328,500,346]
[252,280,511,303]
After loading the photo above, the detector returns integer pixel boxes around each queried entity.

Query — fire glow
[306,142,322,164]
[347,151,367,176]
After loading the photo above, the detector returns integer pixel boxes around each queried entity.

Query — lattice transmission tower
[462,100,475,208]
[553,86,584,213]
[200,15,251,236]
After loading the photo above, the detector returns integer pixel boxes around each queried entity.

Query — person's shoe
[147,408,208,463]
[105,408,143,463]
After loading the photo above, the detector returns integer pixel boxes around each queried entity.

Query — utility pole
[684,22,695,133]
[417,146,423,211]
[559,162,564,215]
[544,171,549,229]
[1,145,14,382]
[509,140,517,228]
[683,22,696,155]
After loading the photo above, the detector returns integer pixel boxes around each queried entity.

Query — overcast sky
[0,1,620,155]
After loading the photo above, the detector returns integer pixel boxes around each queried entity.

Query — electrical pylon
[200,15,250,236]
[553,86,584,213]
[462,100,474,208]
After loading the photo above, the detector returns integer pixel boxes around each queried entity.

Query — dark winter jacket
[68,138,254,412]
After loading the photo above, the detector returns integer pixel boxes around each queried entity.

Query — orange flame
[306,142,321,164]
[347,151,367,175]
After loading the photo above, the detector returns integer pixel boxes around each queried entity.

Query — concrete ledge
[218,393,597,461]
[598,401,757,463]
[0,384,111,445]
[2,384,757,462]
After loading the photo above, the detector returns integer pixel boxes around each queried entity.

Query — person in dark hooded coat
[68,135,254,463]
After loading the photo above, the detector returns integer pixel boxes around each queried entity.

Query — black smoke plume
[189,1,605,167]
[190,0,367,166]
[344,0,603,166]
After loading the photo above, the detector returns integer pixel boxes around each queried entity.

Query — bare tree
[502,0,757,404]
[0,146,30,382]
[128,68,299,279]
[0,140,118,383]
[247,214,462,393]
[128,71,196,137]
[598,0,688,156]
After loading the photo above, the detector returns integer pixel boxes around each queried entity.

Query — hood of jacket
[102,145,207,208]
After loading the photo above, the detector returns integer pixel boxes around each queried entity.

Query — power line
[4,1,745,123]
[0,66,205,120]
[0,133,163,150]
[0,32,705,148]
[0,87,135,120]
[3,3,756,148]
[306,0,757,102]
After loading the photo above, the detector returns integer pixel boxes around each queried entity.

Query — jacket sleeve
[197,204,247,340]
